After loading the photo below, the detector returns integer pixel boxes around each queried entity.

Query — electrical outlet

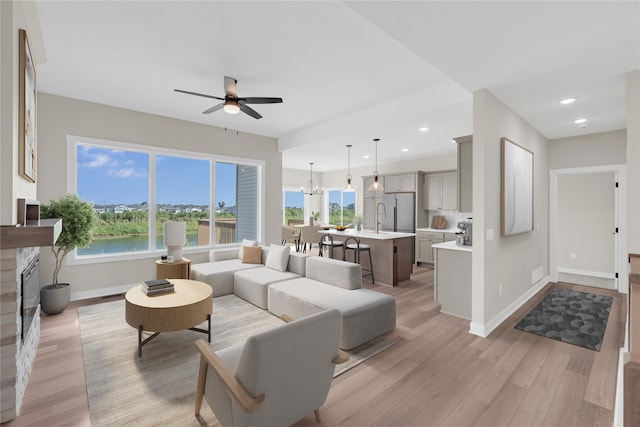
[570,252,576,260]
[499,284,503,295]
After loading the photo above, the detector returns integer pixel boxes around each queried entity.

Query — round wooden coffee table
[125,279,213,357]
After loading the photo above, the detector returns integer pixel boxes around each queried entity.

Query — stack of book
[142,279,174,296]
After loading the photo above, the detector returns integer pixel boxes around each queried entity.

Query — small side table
[156,258,191,280]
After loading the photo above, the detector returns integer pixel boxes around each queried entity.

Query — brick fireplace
[0,246,41,422]
[1,200,61,422]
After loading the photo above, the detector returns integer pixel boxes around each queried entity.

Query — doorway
[549,165,627,292]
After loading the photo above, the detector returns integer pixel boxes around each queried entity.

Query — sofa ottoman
[267,257,396,350]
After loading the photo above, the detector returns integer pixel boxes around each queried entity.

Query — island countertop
[318,228,414,286]
[322,229,415,240]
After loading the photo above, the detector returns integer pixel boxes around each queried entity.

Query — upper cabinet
[424,172,457,210]
[384,174,415,193]
[455,135,473,213]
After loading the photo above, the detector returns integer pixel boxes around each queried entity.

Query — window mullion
[149,153,157,251]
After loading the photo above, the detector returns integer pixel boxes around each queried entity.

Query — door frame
[549,164,628,293]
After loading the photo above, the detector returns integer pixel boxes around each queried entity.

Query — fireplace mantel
[0,219,62,249]
[1,199,62,250]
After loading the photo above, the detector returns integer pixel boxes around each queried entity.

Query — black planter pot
[40,283,70,315]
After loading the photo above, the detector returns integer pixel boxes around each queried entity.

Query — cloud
[108,167,147,178]
[86,153,111,168]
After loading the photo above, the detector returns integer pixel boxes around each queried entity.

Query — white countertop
[416,227,462,234]
[321,229,415,240]
[432,240,472,252]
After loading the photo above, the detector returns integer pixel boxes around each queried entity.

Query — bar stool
[319,234,344,259]
[343,237,374,284]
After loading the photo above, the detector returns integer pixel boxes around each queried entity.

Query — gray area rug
[78,294,393,426]
[515,287,612,351]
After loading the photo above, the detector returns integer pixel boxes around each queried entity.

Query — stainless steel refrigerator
[380,192,416,233]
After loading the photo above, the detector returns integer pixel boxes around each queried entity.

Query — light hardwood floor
[6,259,628,427]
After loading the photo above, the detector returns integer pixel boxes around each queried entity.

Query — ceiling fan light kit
[223,100,240,114]
[175,76,282,120]
[367,138,384,192]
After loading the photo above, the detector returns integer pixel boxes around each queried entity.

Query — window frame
[325,186,357,226]
[282,187,307,225]
[66,135,264,265]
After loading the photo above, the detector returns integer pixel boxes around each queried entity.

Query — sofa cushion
[234,267,300,309]
[265,244,290,272]
[242,246,262,264]
[238,239,259,260]
[268,278,396,350]
[191,259,262,297]
[305,256,362,290]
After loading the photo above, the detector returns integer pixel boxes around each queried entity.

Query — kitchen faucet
[376,202,387,234]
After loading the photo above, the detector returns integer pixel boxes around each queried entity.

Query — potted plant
[40,194,97,314]
[353,215,365,231]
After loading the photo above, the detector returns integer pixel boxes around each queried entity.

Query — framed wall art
[501,137,533,236]
[19,28,37,183]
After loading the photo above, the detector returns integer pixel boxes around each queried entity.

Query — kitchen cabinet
[424,172,457,210]
[416,230,457,264]
[456,136,473,212]
[433,242,472,319]
[384,174,415,192]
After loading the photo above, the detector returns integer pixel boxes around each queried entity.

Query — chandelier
[301,162,323,195]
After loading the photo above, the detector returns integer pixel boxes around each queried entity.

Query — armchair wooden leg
[314,408,321,422]
[195,354,207,416]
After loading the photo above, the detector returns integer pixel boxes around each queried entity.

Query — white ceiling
[34,1,639,172]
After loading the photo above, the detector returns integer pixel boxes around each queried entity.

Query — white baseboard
[557,267,615,280]
[469,276,550,338]
[613,350,628,427]
[71,283,135,301]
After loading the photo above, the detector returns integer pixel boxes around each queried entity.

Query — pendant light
[367,138,384,192]
[301,162,323,195]
[345,144,354,191]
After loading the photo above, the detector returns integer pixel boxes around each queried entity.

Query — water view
[78,233,199,256]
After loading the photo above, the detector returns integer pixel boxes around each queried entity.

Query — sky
[77,145,237,206]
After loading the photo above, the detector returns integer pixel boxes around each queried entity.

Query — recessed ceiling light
[419,127,429,132]
[560,98,576,105]
[402,148,408,152]
[451,139,456,143]
[574,118,588,124]
[363,155,370,159]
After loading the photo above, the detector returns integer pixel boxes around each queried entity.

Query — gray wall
[472,89,549,332]
[37,93,282,298]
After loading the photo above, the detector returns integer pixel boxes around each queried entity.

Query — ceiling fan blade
[175,89,224,101]
[240,97,283,104]
[224,76,238,97]
[239,103,262,119]
[203,102,224,114]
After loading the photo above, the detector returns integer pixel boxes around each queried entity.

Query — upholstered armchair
[298,225,323,253]
[194,309,347,426]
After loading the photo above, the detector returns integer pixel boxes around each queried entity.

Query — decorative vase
[356,224,362,231]
[40,283,71,315]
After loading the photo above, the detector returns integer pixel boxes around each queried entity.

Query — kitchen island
[432,241,471,319]
[321,229,415,287]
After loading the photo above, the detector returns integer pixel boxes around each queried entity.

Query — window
[70,136,262,260]
[327,189,356,225]
[283,190,304,225]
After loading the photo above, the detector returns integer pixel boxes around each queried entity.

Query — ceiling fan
[175,76,283,120]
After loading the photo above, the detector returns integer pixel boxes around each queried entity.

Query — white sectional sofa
[190,243,396,350]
